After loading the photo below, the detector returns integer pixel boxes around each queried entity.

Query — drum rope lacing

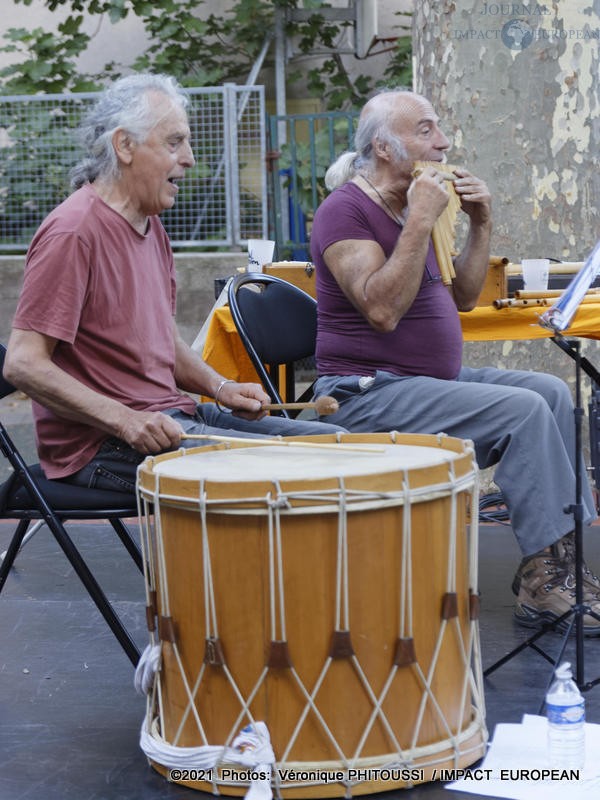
[136,473,276,800]
[135,443,488,797]
[137,473,477,515]
[135,472,160,696]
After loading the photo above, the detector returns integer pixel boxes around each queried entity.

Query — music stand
[484,240,600,699]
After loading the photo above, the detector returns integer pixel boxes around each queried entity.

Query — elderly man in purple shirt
[309,88,600,633]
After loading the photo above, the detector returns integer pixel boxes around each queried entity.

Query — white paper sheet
[446,714,600,799]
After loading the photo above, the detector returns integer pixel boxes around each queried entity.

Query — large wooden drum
[136,433,487,797]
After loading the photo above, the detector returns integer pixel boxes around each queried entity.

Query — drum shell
[137,433,487,796]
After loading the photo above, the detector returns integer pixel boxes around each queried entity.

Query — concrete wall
[0,257,25,345]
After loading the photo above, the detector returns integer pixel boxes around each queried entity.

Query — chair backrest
[227,273,317,413]
[0,344,17,400]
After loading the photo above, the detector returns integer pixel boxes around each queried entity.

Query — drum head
[151,442,461,483]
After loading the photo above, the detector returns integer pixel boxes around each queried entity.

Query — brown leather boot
[511,532,600,595]
[514,547,600,636]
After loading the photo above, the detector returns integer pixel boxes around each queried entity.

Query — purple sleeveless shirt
[310,182,463,380]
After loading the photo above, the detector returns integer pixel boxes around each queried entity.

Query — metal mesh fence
[268,111,359,259]
[0,84,266,252]
[165,85,267,247]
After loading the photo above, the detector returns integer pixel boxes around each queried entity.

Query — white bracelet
[214,378,235,413]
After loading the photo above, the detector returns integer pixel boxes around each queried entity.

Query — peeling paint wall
[413,2,600,478]
[413,0,599,259]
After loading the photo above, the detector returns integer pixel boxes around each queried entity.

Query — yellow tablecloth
[460,302,600,342]
[202,306,264,386]
[202,302,600,387]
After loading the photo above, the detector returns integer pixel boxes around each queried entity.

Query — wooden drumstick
[178,433,385,453]
[262,395,339,415]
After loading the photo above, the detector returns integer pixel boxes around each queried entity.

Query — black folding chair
[227,272,318,417]
[0,344,142,666]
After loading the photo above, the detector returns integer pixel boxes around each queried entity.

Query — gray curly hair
[70,73,189,190]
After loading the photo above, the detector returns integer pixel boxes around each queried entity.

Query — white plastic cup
[521,259,550,292]
[247,239,275,272]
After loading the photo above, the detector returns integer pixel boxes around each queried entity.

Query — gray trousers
[314,366,596,556]
[62,404,345,494]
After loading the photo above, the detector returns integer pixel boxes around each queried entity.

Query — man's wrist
[214,378,235,412]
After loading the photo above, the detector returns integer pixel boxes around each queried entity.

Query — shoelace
[542,565,600,603]
[540,563,571,594]
[561,537,600,584]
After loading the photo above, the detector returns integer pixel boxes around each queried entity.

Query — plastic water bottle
[546,662,585,770]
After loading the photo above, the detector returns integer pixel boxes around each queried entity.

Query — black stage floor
[1,408,600,800]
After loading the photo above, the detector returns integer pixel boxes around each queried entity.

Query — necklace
[357,173,441,285]
[359,174,406,226]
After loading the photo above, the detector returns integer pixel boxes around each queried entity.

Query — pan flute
[413,160,461,286]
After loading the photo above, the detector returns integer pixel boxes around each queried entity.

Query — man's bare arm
[4,328,184,454]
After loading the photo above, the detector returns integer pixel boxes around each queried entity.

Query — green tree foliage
[0,1,411,249]
[0,19,99,93]
[0,0,411,109]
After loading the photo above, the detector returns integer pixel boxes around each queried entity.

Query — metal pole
[274,5,289,244]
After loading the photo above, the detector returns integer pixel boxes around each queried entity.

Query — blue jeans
[60,437,145,493]
[61,403,345,494]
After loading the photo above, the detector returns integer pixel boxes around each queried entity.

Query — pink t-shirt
[12,184,196,478]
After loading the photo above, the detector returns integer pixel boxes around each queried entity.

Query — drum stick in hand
[261,395,339,415]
